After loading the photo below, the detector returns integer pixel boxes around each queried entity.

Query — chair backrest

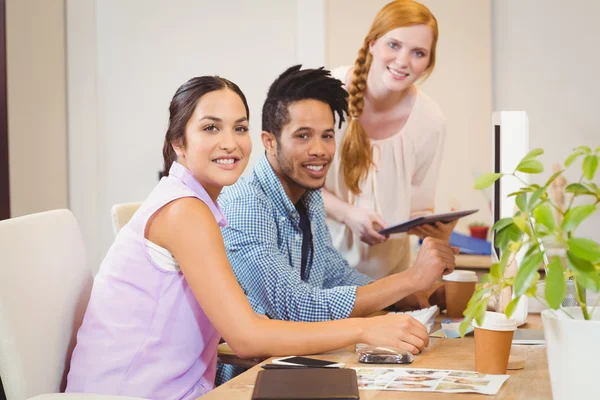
[110,202,142,236]
[0,210,92,400]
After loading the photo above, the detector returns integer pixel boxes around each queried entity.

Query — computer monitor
[491,111,530,325]
[492,111,530,226]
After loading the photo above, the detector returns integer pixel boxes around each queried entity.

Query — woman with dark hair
[65,75,429,399]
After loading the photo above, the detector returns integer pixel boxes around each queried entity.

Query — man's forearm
[349,270,417,317]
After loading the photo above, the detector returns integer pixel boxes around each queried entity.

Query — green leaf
[568,237,600,262]
[492,217,514,233]
[516,159,544,174]
[596,146,600,154]
[514,252,544,297]
[528,186,547,211]
[565,183,595,196]
[561,204,596,232]
[505,296,521,318]
[489,249,514,280]
[497,248,513,277]
[509,241,523,253]
[524,241,540,257]
[523,148,544,160]
[589,183,600,195]
[526,273,541,296]
[565,152,583,167]
[533,203,556,230]
[459,318,472,337]
[522,186,537,193]
[574,146,592,154]
[474,173,503,189]
[583,155,599,180]
[544,169,565,187]
[490,262,501,279]
[494,223,523,250]
[473,297,490,327]
[567,251,600,292]
[479,273,491,284]
[460,295,488,337]
[507,191,525,197]
[512,214,531,235]
[545,255,566,309]
[516,193,527,212]
[466,288,487,310]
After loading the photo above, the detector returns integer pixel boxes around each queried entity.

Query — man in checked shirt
[216,65,458,384]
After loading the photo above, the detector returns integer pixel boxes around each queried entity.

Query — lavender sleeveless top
[66,162,226,399]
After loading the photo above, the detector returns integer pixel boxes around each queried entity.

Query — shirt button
[295,234,301,241]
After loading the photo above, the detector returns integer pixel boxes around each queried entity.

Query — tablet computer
[378,209,479,235]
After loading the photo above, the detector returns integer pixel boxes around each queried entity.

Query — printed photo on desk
[354,367,509,395]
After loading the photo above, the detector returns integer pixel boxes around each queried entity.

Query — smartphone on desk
[271,356,345,368]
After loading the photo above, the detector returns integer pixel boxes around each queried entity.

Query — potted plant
[467,221,490,240]
[460,146,600,400]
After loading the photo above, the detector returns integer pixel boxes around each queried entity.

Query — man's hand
[409,237,459,292]
[394,282,446,311]
[409,220,458,241]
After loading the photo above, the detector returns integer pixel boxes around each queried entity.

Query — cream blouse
[325,65,446,279]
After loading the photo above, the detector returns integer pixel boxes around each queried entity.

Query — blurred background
[1,0,599,275]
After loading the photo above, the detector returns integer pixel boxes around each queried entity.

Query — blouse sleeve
[409,118,446,218]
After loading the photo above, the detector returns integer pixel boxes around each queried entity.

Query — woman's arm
[322,188,387,246]
[147,197,429,357]
[321,187,352,224]
[407,121,454,241]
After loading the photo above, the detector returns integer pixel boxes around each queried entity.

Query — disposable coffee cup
[443,270,478,318]
[472,312,517,374]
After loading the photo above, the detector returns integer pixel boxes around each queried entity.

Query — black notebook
[252,368,360,400]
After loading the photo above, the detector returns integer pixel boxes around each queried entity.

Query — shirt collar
[253,154,320,218]
[168,161,228,227]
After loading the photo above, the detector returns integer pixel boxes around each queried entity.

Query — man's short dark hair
[262,65,348,138]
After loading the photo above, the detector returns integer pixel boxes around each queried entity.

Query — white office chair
[0,210,145,400]
[110,202,142,236]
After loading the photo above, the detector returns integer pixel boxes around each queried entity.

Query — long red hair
[341,0,439,195]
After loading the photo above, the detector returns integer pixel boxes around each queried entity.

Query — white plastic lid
[471,311,517,331]
[443,270,478,282]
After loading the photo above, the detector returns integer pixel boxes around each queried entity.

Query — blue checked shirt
[219,154,373,322]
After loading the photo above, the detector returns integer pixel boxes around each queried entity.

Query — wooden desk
[215,255,492,369]
[200,315,550,399]
[455,254,492,269]
[411,253,491,270]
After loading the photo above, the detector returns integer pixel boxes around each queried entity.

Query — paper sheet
[354,367,509,395]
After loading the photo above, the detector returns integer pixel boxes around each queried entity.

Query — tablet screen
[379,209,479,235]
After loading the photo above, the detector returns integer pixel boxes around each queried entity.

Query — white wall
[67,0,325,272]
[325,0,493,231]
[66,0,100,272]
[65,0,599,271]
[6,0,68,217]
[493,0,600,241]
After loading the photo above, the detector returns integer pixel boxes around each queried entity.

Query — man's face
[266,99,336,201]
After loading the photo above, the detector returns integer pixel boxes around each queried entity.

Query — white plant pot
[541,307,600,400]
